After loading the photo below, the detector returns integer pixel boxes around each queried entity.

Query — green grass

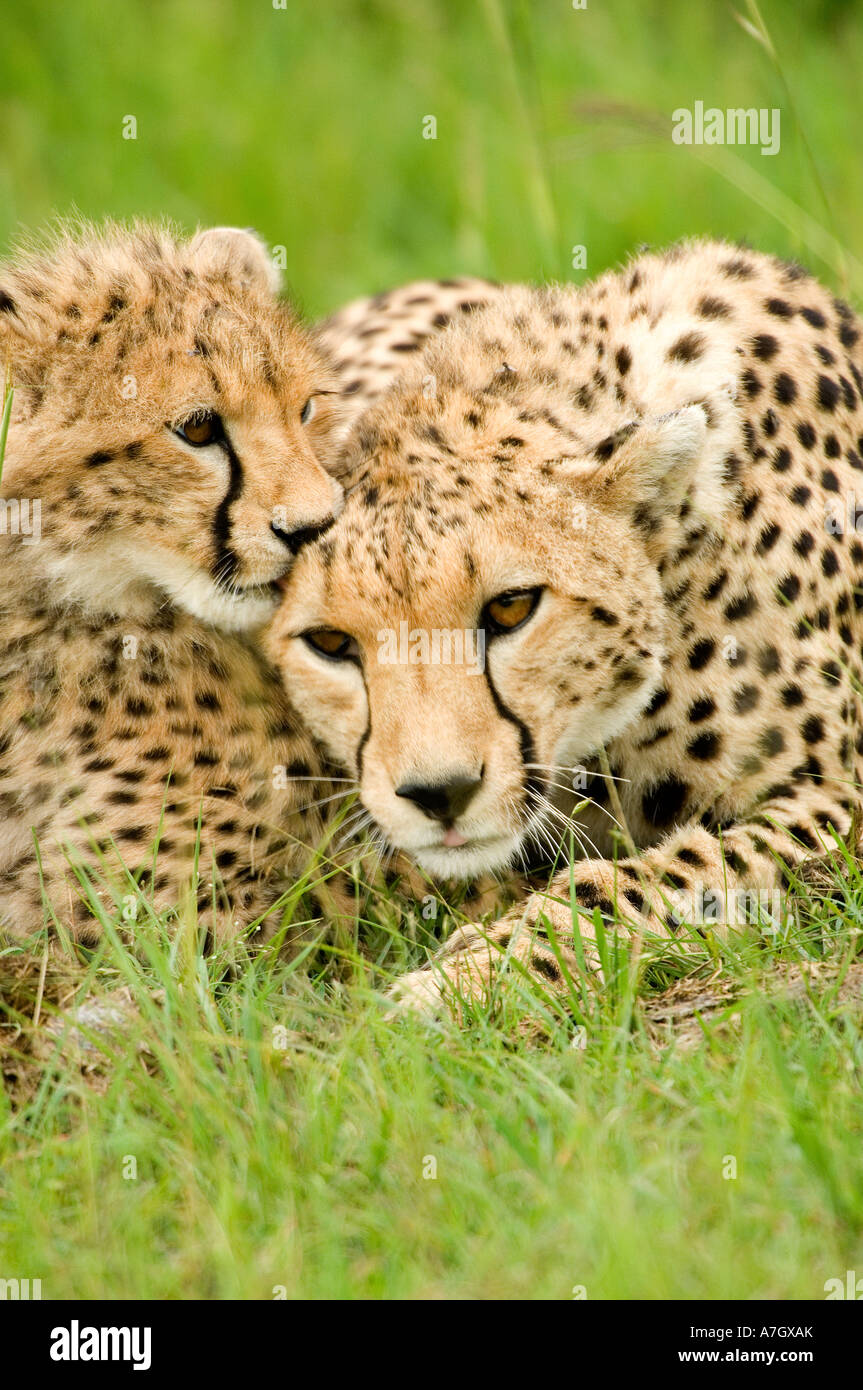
[2,0,863,313]
[2,0,863,1300]
[1,854,862,1299]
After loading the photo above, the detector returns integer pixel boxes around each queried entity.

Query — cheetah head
[269,355,731,878]
[0,223,342,631]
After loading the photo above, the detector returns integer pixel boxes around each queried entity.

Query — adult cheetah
[269,239,863,1014]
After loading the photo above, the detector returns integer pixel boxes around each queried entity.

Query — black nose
[271,517,334,556]
[395,773,483,823]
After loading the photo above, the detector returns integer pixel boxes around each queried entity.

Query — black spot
[742,369,762,398]
[773,372,797,404]
[688,731,722,760]
[703,571,728,601]
[760,728,785,756]
[777,574,800,603]
[820,660,842,685]
[734,684,759,713]
[642,777,690,828]
[796,422,817,449]
[772,446,792,472]
[801,715,825,744]
[757,646,781,674]
[822,548,839,577]
[751,333,779,361]
[788,824,818,851]
[591,605,618,626]
[800,306,826,328]
[821,468,839,492]
[688,638,715,670]
[816,375,840,412]
[677,847,704,868]
[698,296,731,318]
[756,521,781,554]
[765,298,794,318]
[594,434,617,461]
[725,592,757,621]
[668,332,705,363]
[107,789,138,806]
[688,697,716,722]
[615,346,632,375]
[85,450,113,468]
[722,258,754,280]
[794,531,814,558]
[644,687,670,716]
[125,698,151,718]
[531,953,562,982]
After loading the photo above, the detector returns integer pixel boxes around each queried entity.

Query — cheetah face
[0,226,342,631]
[269,405,714,877]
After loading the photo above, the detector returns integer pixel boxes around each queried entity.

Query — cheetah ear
[186,226,282,296]
[573,399,735,529]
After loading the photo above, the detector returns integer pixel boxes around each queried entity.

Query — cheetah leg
[389,784,855,1019]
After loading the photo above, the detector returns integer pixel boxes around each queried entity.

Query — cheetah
[268,239,863,1015]
[0,222,351,945]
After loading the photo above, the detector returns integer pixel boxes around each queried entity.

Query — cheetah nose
[395,772,483,824]
[270,515,335,556]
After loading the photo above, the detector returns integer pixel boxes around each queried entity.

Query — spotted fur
[270,239,863,1014]
[312,275,503,444]
[0,223,347,943]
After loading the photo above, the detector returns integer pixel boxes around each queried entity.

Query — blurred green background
[1,0,861,313]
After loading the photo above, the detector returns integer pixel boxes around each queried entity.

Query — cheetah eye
[302,628,359,662]
[174,411,224,447]
[482,587,543,635]
[300,398,316,425]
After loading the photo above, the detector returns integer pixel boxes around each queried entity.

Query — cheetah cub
[0,223,345,944]
[270,240,863,1015]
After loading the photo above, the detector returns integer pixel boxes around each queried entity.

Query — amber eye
[482,588,543,635]
[175,411,223,447]
[300,397,316,425]
[302,628,358,661]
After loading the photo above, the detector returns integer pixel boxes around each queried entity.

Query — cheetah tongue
[442,829,469,848]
